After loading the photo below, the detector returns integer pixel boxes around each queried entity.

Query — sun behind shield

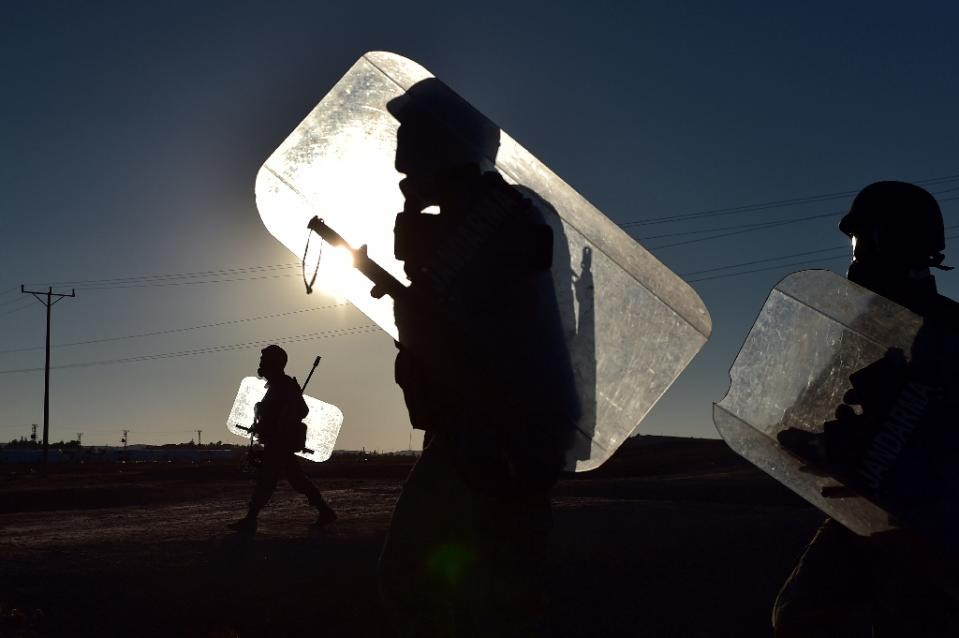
[255,51,711,471]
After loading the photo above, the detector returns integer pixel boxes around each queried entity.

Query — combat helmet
[839,181,949,269]
[260,344,288,369]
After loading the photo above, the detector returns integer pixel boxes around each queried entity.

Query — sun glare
[256,113,407,339]
[304,242,356,300]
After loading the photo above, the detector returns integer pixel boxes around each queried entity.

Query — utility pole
[21,285,75,473]
[30,424,38,444]
[121,430,129,447]
[195,429,202,446]
[76,432,83,446]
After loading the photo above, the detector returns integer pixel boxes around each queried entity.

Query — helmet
[386,78,500,177]
[839,181,947,268]
[260,344,288,369]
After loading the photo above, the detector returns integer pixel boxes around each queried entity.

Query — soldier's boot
[227,515,258,535]
[312,501,337,529]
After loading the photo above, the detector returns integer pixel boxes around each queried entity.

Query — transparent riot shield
[226,377,343,462]
[255,51,710,471]
[715,269,959,547]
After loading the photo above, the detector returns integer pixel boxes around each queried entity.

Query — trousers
[249,447,325,514]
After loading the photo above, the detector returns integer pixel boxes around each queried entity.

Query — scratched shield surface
[255,51,711,471]
[714,269,959,543]
[226,377,343,462]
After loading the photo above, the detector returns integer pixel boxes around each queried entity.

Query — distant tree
[48,440,80,449]
[8,438,39,448]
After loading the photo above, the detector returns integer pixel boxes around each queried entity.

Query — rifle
[306,217,408,300]
[300,355,322,393]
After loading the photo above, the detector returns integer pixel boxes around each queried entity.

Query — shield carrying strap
[302,227,322,294]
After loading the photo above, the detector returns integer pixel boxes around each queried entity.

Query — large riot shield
[255,51,710,471]
[226,377,343,462]
[715,269,959,548]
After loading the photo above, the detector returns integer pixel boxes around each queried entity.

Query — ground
[0,437,823,637]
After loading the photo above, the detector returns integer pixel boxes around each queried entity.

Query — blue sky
[1,1,957,450]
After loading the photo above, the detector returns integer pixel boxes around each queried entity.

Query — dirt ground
[0,438,823,637]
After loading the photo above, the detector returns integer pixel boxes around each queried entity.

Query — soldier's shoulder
[479,170,547,221]
[276,374,301,393]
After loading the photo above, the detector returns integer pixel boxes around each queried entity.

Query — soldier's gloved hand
[777,428,828,470]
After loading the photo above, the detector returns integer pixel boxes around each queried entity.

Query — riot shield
[226,376,343,462]
[715,269,959,547]
[255,51,711,471]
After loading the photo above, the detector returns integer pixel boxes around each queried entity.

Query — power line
[679,245,850,277]
[622,191,857,228]
[0,292,41,308]
[634,210,839,241]
[72,271,301,291]
[619,173,959,228]
[0,300,35,318]
[6,263,305,302]
[688,256,848,283]
[646,196,959,250]
[648,215,839,250]
[679,225,959,279]
[0,302,349,355]
[0,324,382,375]
[31,262,300,287]
[6,178,956,297]
[3,178,956,332]
[8,175,947,287]
[934,185,959,195]
[687,232,959,284]
[4,170,957,291]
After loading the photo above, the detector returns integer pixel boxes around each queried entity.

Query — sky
[1,1,958,453]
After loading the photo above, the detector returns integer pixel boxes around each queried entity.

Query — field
[0,437,823,637]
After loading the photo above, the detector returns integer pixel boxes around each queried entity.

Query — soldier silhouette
[228,345,336,535]
[376,79,579,637]
[773,182,959,637]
